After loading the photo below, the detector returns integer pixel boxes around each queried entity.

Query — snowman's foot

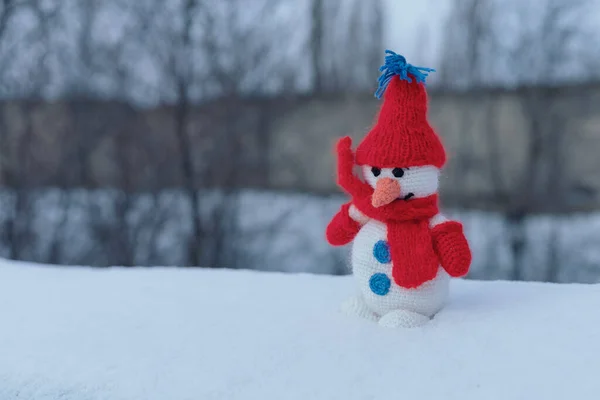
[341,295,379,322]
[379,309,430,328]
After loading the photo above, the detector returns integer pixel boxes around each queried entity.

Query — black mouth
[402,193,415,201]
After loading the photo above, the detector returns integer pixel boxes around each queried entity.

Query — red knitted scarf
[353,194,440,288]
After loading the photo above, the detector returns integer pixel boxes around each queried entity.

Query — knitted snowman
[326,51,471,328]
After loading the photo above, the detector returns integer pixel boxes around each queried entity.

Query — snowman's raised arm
[336,137,371,198]
[430,215,472,278]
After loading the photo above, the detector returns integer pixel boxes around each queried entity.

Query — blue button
[373,240,391,264]
[369,273,391,296]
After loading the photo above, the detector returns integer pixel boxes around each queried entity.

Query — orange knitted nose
[372,178,401,207]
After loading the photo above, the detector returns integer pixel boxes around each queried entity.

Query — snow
[1,259,599,399]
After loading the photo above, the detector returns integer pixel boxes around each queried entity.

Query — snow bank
[1,259,599,400]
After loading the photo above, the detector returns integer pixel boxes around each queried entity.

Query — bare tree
[0,0,19,256]
[310,0,325,93]
[440,0,599,281]
[0,0,57,261]
[0,0,394,274]
[309,0,383,93]
[120,0,298,268]
[194,0,291,269]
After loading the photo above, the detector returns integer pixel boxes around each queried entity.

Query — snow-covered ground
[1,259,599,400]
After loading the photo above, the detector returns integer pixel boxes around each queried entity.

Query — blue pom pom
[374,50,436,99]
[369,273,391,296]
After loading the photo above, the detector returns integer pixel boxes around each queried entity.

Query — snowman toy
[326,50,472,328]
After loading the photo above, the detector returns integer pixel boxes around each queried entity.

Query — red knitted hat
[355,51,446,169]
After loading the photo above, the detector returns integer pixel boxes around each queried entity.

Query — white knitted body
[342,165,449,327]
[350,219,449,318]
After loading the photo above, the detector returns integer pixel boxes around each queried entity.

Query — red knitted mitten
[431,221,471,277]
[326,203,361,246]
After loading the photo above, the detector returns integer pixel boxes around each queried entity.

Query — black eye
[392,168,404,178]
[371,167,381,177]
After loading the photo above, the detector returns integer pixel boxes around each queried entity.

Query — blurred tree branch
[440,0,598,281]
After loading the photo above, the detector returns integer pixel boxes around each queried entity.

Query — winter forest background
[0,0,599,283]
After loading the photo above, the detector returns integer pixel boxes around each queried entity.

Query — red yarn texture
[355,76,446,169]
[431,221,471,277]
[325,202,360,246]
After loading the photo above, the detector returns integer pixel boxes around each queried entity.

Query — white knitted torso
[351,220,449,317]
